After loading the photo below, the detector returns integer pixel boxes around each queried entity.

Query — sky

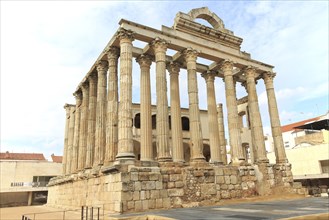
[1,1,328,160]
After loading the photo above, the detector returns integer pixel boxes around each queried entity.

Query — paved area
[0,205,81,220]
[0,196,328,220]
[109,196,329,220]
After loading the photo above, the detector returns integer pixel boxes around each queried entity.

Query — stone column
[217,104,227,164]
[116,28,135,161]
[94,60,109,167]
[244,67,268,163]
[152,38,172,162]
[78,82,89,170]
[71,91,82,173]
[104,47,120,165]
[85,73,97,168]
[137,54,153,161]
[263,72,288,164]
[221,60,245,164]
[241,82,257,164]
[183,48,205,162]
[168,62,184,163]
[62,104,71,175]
[202,71,221,163]
[66,105,76,174]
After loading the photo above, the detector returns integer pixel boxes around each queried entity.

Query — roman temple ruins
[47,7,297,213]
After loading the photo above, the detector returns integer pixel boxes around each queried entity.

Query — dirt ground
[0,194,311,220]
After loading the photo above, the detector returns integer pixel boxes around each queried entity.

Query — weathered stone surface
[168,188,184,197]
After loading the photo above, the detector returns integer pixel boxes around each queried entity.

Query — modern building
[0,152,62,207]
[267,111,329,195]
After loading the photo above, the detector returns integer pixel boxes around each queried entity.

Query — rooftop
[51,154,63,163]
[0,151,46,161]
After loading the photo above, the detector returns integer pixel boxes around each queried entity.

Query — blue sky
[1,1,328,159]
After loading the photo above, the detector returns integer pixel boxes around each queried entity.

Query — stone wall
[47,163,295,213]
[47,172,122,212]
[49,164,256,213]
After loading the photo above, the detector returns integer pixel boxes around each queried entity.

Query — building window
[320,160,329,174]
[284,141,290,148]
[134,113,141,128]
[32,176,55,187]
[182,117,190,131]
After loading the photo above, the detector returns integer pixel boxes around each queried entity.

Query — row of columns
[62,28,287,175]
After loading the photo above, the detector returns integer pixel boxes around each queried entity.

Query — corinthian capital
[88,72,97,84]
[167,62,181,75]
[151,37,168,53]
[182,47,199,62]
[64,103,72,114]
[220,60,234,75]
[106,46,120,60]
[73,90,83,106]
[136,54,152,67]
[244,66,258,79]
[81,81,89,93]
[96,60,109,72]
[201,71,217,82]
[262,71,276,82]
[116,28,135,42]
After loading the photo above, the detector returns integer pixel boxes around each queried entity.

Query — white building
[0,152,62,207]
[267,111,329,195]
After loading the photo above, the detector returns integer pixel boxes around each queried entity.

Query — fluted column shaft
[137,55,153,161]
[244,67,268,163]
[94,60,109,166]
[71,91,82,173]
[217,104,227,164]
[85,74,97,168]
[78,83,89,170]
[168,62,184,163]
[105,47,120,165]
[184,48,205,162]
[221,60,245,164]
[202,72,221,163]
[62,104,71,175]
[263,72,288,164]
[116,29,135,160]
[66,106,76,174]
[152,38,172,162]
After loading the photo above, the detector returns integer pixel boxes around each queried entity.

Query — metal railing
[22,206,104,220]
[21,209,81,220]
[81,206,101,220]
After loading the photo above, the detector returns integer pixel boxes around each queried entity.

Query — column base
[191,155,206,162]
[210,161,224,166]
[116,152,136,160]
[157,157,173,162]
[276,158,289,164]
[114,158,136,166]
[256,158,270,164]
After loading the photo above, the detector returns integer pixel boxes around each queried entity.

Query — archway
[188,7,224,30]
